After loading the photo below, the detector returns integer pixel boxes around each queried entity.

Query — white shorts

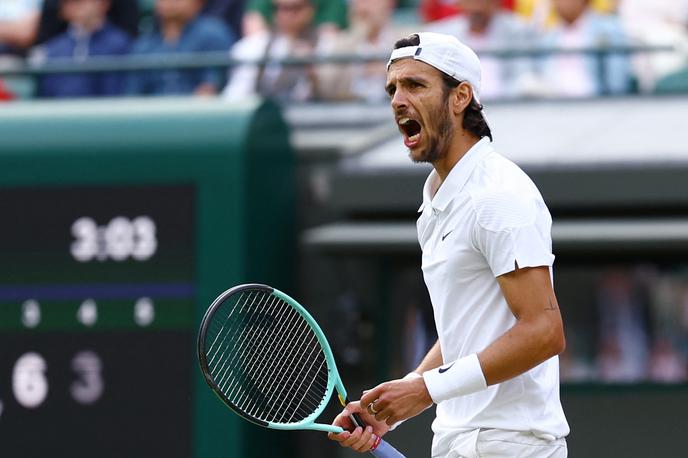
[432,428,568,458]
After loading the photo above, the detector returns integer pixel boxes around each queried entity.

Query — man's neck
[365,22,385,42]
[433,133,481,182]
[162,19,189,43]
[72,17,106,36]
[562,10,587,27]
[468,15,492,35]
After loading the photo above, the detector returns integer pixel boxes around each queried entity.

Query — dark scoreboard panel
[0,332,191,457]
[0,185,194,457]
[0,99,296,457]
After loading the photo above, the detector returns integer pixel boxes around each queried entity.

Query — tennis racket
[197,283,405,457]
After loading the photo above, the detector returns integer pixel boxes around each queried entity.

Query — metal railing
[0,44,675,76]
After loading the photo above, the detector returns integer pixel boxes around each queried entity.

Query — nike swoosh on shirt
[438,363,455,374]
[441,230,454,241]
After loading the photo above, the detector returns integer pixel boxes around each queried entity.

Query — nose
[391,88,407,111]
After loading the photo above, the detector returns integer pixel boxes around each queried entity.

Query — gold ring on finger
[367,402,379,415]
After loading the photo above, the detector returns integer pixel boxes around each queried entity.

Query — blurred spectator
[420,0,460,22]
[420,0,515,22]
[0,80,15,100]
[595,270,651,382]
[37,0,138,44]
[648,338,687,383]
[648,271,688,382]
[317,0,413,102]
[223,0,319,102]
[35,0,131,98]
[242,0,346,36]
[0,0,42,54]
[618,0,688,93]
[537,0,631,97]
[429,0,539,100]
[127,0,236,96]
[0,0,43,100]
[514,0,617,28]
[203,0,247,40]
[559,331,595,382]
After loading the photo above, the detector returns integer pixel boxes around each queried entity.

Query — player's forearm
[422,308,564,403]
[478,314,565,386]
[413,340,443,374]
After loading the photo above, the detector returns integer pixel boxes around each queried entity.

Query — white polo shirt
[416,138,569,448]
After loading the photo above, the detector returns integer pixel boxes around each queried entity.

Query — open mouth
[398,117,422,147]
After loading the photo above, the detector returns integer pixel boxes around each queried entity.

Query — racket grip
[349,413,406,458]
[370,439,406,458]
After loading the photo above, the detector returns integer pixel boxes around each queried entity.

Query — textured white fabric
[417,138,569,443]
[387,32,482,101]
[423,354,487,404]
[433,428,567,458]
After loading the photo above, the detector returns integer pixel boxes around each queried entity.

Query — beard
[409,100,454,164]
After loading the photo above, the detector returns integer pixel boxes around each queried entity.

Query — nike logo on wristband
[441,230,453,241]
[438,363,455,374]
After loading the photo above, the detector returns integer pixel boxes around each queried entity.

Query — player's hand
[327,401,390,453]
[360,372,433,426]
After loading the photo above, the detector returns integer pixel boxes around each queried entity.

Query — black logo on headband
[415,47,422,56]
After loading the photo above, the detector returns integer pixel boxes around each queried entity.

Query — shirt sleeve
[472,191,555,277]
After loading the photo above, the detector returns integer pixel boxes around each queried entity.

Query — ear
[451,82,473,116]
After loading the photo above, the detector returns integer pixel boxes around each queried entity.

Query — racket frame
[198,283,349,434]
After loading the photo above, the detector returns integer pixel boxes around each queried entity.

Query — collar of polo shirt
[418,137,493,213]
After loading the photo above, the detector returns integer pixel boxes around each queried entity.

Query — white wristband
[422,354,487,404]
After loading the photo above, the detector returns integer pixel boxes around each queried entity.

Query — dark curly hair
[392,34,492,141]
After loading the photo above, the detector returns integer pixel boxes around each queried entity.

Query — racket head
[197,284,345,432]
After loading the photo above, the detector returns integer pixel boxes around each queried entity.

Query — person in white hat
[328,32,569,457]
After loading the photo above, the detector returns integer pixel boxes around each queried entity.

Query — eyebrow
[403,76,430,86]
[386,75,430,94]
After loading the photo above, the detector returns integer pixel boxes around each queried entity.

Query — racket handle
[370,439,406,458]
[349,413,406,458]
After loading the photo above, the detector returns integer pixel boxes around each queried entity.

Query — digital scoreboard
[0,185,194,456]
[0,99,295,457]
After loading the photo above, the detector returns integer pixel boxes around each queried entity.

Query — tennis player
[328,32,569,457]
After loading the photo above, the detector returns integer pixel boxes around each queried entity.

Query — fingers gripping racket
[197,284,405,458]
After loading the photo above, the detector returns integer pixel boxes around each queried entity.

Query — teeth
[409,133,420,142]
[399,117,410,125]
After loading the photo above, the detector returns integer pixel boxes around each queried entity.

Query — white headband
[387,32,482,102]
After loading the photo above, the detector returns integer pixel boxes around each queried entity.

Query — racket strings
[242,315,323,416]
[207,292,277,402]
[209,292,270,391]
[280,357,327,424]
[242,309,330,421]
[228,303,308,410]
[214,298,328,422]
[215,293,284,392]
[263,330,327,422]
[207,291,260,368]
[204,290,330,424]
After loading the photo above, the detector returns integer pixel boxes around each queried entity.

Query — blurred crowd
[561,266,688,384]
[0,0,687,101]
[394,262,688,385]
